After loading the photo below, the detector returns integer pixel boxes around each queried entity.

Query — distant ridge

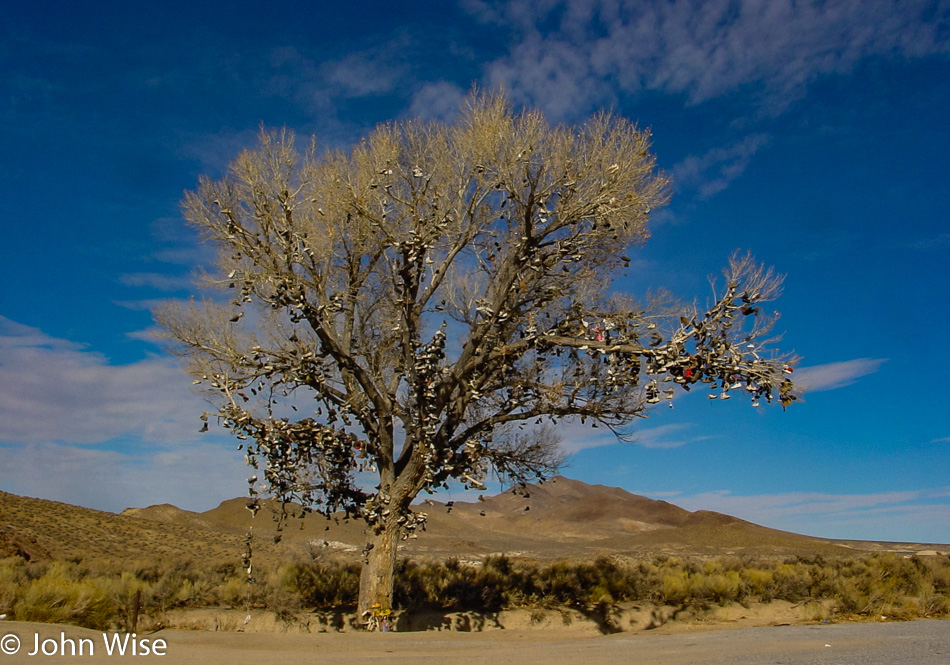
[0,490,258,566]
[120,503,213,530]
[3,479,937,565]
[476,475,701,526]
[114,476,861,559]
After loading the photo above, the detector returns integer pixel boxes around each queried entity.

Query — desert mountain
[407,476,831,559]
[2,477,906,567]
[0,490,250,565]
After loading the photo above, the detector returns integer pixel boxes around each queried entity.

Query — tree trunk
[357,518,402,622]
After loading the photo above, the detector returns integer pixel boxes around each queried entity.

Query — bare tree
[156,93,797,618]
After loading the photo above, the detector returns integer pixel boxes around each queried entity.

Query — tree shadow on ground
[396,610,504,632]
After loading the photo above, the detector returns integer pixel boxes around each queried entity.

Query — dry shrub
[4,550,950,629]
[697,571,743,604]
[741,567,775,599]
[930,557,950,593]
[0,557,24,614]
[216,576,251,609]
[102,572,151,631]
[280,560,360,609]
[14,562,114,630]
[660,570,692,605]
[769,562,812,601]
[914,583,950,616]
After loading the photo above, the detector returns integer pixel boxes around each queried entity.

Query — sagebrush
[3,552,948,630]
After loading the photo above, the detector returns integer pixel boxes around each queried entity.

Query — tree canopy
[157,93,797,616]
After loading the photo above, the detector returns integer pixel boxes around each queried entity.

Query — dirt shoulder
[155,599,818,635]
[2,618,948,665]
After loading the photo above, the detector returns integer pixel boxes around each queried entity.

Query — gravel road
[609,620,949,665]
[2,619,947,665]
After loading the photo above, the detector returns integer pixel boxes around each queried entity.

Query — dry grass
[3,551,949,632]
[3,484,949,632]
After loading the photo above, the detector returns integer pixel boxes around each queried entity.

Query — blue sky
[1,0,949,543]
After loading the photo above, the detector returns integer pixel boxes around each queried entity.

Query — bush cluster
[2,552,949,630]
[0,555,293,629]
[390,553,950,618]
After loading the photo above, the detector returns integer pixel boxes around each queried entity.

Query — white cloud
[795,357,887,392]
[0,315,208,445]
[676,488,922,518]
[668,487,950,542]
[262,37,435,134]
[560,420,710,453]
[486,37,607,120]
[469,0,950,116]
[0,440,246,513]
[673,133,770,198]
[910,232,950,250]
[320,50,407,99]
[542,418,613,454]
[113,298,187,313]
[0,316,319,513]
[119,272,195,291]
[175,127,261,177]
[406,82,467,122]
[629,422,711,450]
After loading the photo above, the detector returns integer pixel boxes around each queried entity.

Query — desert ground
[2,619,948,665]
[3,477,949,665]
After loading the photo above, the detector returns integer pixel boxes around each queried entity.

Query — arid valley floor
[2,476,948,665]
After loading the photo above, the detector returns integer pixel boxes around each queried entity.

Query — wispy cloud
[320,49,409,99]
[795,357,887,392]
[175,127,262,177]
[0,315,251,512]
[113,298,190,313]
[486,36,609,120]
[549,419,615,454]
[629,423,713,450]
[260,35,454,143]
[560,420,710,453]
[668,487,950,542]
[119,273,194,291]
[674,133,770,198]
[909,232,950,250]
[407,82,468,122]
[0,441,246,514]
[469,0,950,117]
[0,316,207,445]
[677,488,921,517]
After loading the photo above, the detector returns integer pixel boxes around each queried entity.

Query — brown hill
[3,478,925,567]
[471,476,696,526]
[120,503,215,530]
[408,476,839,559]
[111,476,860,560]
[0,490,293,568]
